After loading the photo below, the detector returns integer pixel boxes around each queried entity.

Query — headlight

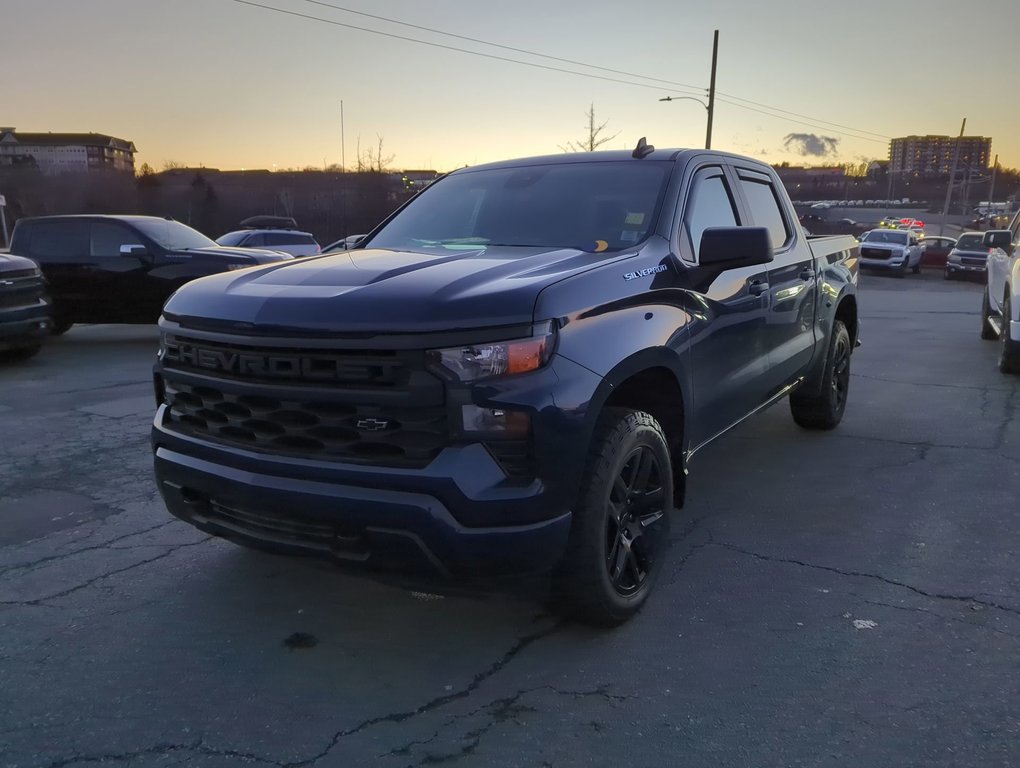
[428,323,556,382]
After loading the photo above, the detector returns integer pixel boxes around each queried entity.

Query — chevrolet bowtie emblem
[356,418,391,432]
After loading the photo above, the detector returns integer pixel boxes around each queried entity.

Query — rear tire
[981,289,997,340]
[553,408,673,627]
[998,294,1020,374]
[790,320,851,430]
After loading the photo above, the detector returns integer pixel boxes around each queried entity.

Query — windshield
[367,161,672,252]
[956,234,984,250]
[215,231,249,247]
[862,230,908,244]
[134,219,217,250]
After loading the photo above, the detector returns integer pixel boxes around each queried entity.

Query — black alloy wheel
[605,445,667,597]
[554,408,673,626]
[790,319,851,430]
[999,295,1020,374]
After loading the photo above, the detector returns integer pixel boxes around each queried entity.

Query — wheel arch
[586,350,689,508]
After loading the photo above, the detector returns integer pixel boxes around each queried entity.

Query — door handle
[749,280,769,296]
[799,267,814,280]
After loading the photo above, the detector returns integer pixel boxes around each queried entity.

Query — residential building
[0,128,137,175]
[889,135,991,178]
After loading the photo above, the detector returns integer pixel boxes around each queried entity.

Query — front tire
[50,319,74,336]
[998,294,1020,374]
[553,408,673,627]
[790,319,851,430]
[981,289,997,340]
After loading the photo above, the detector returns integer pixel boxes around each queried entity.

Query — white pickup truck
[980,217,1020,373]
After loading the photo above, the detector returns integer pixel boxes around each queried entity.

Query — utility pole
[340,100,346,173]
[705,30,718,150]
[988,153,999,225]
[938,118,966,237]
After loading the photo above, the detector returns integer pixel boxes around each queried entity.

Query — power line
[715,98,889,144]
[298,0,706,93]
[293,0,891,142]
[228,0,892,145]
[227,0,706,97]
[715,91,890,139]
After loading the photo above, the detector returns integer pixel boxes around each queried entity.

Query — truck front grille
[0,275,46,311]
[163,379,449,467]
[860,247,892,260]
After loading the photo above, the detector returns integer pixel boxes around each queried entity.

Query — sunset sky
[6,0,1018,172]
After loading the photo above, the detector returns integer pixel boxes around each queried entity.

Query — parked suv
[0,251,50,361]
[9,215,293,333]
[945,232,990,280]
[216,229,321,257]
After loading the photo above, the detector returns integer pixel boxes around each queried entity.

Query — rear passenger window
[244,233,265,247]
[25,221,90,260]
[738,175,790,250]
[265,233,313,246]
[683,168,738,262]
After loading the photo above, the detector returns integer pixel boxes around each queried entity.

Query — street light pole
[938,117,966,237]
[706,29,718,150]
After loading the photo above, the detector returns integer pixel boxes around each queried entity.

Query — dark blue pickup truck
[151,144,859,625]
[0,250,50,362]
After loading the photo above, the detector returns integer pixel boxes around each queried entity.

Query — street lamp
[659,96,710,150]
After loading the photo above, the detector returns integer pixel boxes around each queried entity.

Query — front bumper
[154,441,571,577]
[0,301,51,351]
[945,260,987,276]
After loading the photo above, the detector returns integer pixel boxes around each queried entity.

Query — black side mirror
[699,227,774,268]
[982,230,1012,253]
[119,244,148,257]
[344,234,367,249]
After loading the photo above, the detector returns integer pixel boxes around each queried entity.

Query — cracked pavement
[2,273,1019,767]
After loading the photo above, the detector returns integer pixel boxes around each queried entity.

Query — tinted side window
[26,221,90,260]
[265,233,313,246]
[683,168,739,261]
[91,222,139,257]
[244,233,265,247]
[738,177,790,249]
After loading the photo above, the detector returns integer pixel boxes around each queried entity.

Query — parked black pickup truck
[151,145,860,625]
[8,215,293,333]
[0,250,51,361]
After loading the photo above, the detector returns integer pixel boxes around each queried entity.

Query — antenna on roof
[632,137,655,159]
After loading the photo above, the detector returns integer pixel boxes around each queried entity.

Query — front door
[679,165,772,448]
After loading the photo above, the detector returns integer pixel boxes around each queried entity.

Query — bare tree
[559,103,620,152]
[359,134,396,173]
[162,160,187,171]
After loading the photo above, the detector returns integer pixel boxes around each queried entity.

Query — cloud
[783,133,840,157]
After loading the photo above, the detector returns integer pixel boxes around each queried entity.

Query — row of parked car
[0,214,363,363]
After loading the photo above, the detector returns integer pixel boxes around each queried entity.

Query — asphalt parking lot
[1,271,1018,768]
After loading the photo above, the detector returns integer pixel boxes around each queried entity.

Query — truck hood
[0,252,40,273]
[163,245,625,334]
[183,246,293,264]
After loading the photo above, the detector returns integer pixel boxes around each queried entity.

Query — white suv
[980,217,1020,373]
[216,228,321,257]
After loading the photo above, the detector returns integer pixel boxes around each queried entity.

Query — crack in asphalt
[288,620,564,767]
[0,520,177,577]
[382,685,628,766]
[858,598,1018,639]
[38,621,565,768]
[41,741,283,768]
[714,542,1020,617]
[851,373,1005,392]
[991,385,1018,450]
[0,538,211,607]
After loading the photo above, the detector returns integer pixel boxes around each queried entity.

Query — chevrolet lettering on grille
[163,341,400,383]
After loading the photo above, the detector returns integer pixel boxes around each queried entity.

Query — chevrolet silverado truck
[980,220,1020,373]
[8,215,293,333]
[0,250,50,362]
[151,144,860,626]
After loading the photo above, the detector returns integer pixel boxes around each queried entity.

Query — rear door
[679,164,772,446]
[734,167,818,392]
